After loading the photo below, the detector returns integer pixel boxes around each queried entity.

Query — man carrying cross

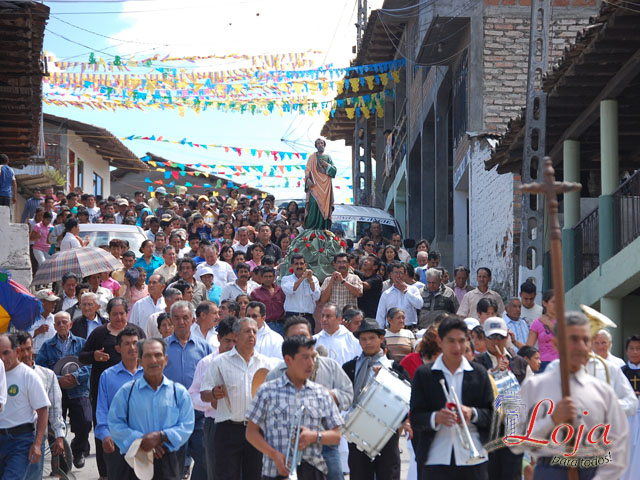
[509,159,630,479]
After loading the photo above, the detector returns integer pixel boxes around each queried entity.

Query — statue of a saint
[304,138,337,230]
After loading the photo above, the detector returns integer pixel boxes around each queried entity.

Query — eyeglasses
[487,334,507,340]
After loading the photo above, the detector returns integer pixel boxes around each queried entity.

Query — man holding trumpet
[245,336,343,480]
[410,315,493,480]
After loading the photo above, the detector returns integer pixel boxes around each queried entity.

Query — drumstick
[216,366,232,411]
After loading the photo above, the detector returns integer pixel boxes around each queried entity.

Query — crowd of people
[0,183,637,480]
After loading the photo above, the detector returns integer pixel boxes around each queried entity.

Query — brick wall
[483,12,594,133]
[469,137,515,298]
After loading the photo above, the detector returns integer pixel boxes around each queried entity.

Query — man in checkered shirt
[246,336,343,480]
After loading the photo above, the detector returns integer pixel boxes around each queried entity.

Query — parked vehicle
[331,205,407,244]
[79,224,147,253]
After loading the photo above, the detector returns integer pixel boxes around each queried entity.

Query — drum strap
[310,353,321,382]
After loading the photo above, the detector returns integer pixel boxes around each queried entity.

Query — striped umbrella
[32,247,123,286]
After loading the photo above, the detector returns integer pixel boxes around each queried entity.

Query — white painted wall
[67,132,112,198]
[468,137,515,298]
[0,206,32,287]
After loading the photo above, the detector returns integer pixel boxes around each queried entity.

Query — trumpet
[285,405,306,480]
[439,379,486,464]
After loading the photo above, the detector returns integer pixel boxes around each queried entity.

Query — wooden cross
[519,157,581,400]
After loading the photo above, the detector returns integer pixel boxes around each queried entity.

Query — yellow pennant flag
[361,106,370,119]
[391,70,400,83]
[345,108,355,119]
[336,81,344,95]
[380,74,389,87]
[349,78,360,93]
[365,76,374,90]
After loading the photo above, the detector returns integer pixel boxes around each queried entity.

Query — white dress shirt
[281,273,320,314]
[427,355,487,466]
[190,322,220,349]
[585,355,638,416]
[61,294,77,311]
[375,285,424,328]
[220,280,259,302]
[128,295,166,331]
[313,325,361,366]
[201,348,276,423]
[603,352,626,368]
[28,313,56,353]
[195,260,237,287]
[256,323,283,359]
[189,352,219,419]
[232,241,253,254]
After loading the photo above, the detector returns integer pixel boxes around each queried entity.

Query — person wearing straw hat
[108,338,194,480]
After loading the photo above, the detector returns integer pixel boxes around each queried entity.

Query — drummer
[342,318,409,480]
[246,336,343,480]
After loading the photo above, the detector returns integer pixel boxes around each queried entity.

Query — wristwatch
[316,432,323,444]
[160,431,168,444]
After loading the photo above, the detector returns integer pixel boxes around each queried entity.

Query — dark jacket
[70,314,108,340]
[36,333,91,399]
[410,361,494,466]
[474,348,528,384]
[418,284,458,328]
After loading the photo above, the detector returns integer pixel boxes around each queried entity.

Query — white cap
[483,316,508,337]
[464,317,480,330]
[199,266,214,277]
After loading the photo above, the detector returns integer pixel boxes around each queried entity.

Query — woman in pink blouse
[526,289,558,372]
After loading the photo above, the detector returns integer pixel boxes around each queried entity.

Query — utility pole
[519,0,550,296]
[352,0,372,205]
[356,0,368,53]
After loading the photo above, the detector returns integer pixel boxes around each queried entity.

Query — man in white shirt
[232,226,253,254]
[0,333,51,479]
[188,317,237,480]
[192,301,220,349]
[0,358,5,412]
[519,280,542,326]
[195,244,236,287]
[313,303,361,366]
[410,317,492,479]
[29,289,59,354]
[375,262,423,329]
[127,274,166,331]
[592,328,626,368]
[220,263,258,302]
[390,233,411,263]
[281,253,320,329]
[247,301,283,359]
[200,317,275,480]
[145,287,183,339]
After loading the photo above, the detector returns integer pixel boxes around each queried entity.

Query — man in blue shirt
[36,311,93,469]
[0,154,16,214]
[164,301,212,479]
[20,186,43,223]
[96,326,143,478]
[108,338,194,480]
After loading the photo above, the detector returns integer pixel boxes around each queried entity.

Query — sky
[42,0,384,202]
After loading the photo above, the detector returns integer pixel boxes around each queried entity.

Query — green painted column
[599,100,619,264]
[600,296,623,356]
[563,140,580,289]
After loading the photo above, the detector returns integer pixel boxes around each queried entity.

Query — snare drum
[342,366,411,459]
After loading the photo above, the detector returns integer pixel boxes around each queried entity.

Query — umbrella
[32,247,123,286]
[0,277,41,332]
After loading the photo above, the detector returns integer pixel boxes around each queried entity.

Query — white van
[330,204,403,243]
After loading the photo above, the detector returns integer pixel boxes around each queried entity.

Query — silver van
[331,204,404,243]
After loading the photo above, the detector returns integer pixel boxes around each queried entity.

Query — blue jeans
[322,444,344,480]
[267,321,285,336]
[23,437,46,480]
[0,430,35,480]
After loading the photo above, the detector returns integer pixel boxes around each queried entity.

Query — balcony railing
[614,169,640,251]
[573,207,599,283]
